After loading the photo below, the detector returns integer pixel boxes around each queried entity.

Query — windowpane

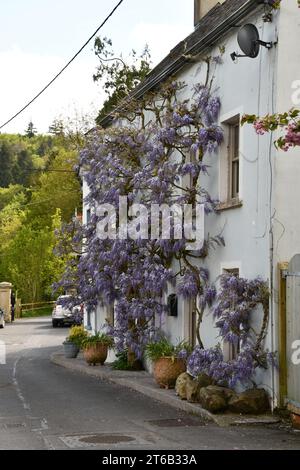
[234,124,239,159]
[86,208,91,224]
[232,160,239,198]
[230,120,240,199]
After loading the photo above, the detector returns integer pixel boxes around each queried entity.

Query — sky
[0,0,193,134]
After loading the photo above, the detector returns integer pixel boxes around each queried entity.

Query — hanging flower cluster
[213,275,270,349]
[188,274,275,388]
[188,344,275,388]
[57,71,225,360]
[242,109,300,151]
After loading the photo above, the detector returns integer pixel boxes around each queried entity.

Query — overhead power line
[0,0,125,131]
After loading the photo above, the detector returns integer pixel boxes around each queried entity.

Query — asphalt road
[0,317,300,450]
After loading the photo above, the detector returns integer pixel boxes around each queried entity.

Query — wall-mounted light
[230,23,273,62]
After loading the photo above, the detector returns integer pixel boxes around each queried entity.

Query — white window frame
[219,107,244,204]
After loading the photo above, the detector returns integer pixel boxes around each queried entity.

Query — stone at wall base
[228,388,270,415]
[175,373,192,400]
[198,385,235,413]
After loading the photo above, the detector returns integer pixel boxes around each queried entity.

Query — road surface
[0,317,300,450]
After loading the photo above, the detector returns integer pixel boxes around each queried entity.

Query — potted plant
[146,337,192,389]
[82,332,114,366]
[63,326,88,359]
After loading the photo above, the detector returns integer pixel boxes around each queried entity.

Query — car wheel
[52,320,58,328]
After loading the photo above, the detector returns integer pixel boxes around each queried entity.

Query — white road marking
[12,358,31,411]
[12,356,53,449]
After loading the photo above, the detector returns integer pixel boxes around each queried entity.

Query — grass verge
[22,306,53,318]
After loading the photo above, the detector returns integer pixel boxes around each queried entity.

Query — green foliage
[93,37,151,124]
[145,337,192,362]
[0,138,34,187]
[111,350,133,371]
[24,121,37,138]
[67,325,88,348]
[3,215,56,302]
[82,332,114,349]
[22,306,53,318]
[26,148,81,226]
[48,119,65,136]
[0,133,56,188]
[0,130,82,304]
[0,185,25,211]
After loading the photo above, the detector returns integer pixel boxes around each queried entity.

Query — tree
[0,140,13,187]
[27,147,81,227]
[0,135,38,187]
[4,213,61,302]
[25,121,37,138]
[0,131,82,303]
[93,37,151,124]
[0,187,26,282]
[48,119,65,136]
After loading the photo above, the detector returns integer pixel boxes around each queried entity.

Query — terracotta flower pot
[153,357,186,389]
[83,343,108,366]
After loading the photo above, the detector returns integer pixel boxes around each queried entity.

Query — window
[219,114,241,209]
[229,120,240,200]
[223,267,239,278]
[86,208,91,224]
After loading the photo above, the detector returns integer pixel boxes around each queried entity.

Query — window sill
[216,199,243,212]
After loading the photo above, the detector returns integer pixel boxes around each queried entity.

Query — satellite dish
[237,24,260,58]
[230,23,273,62]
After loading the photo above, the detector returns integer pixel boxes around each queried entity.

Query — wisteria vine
[57,59,225,363]
[57,57,274,388]
[188,275,275,388]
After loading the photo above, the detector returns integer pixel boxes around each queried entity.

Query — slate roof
[99,0,261,127]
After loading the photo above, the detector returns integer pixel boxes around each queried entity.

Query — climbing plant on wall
[57,58,224,363]
[188,274,274,388]
[57,54,275,387]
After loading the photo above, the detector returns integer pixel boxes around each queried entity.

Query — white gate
[286,254,300,408]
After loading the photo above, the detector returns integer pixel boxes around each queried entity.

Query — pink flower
[254,120,267,135]
[285,123,300,147]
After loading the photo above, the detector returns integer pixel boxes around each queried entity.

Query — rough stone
[199,386,228,413]
[228,388,270,415]
[197,373,213,389]
[176,372,213,402]
[186,378,201,403]
[175,373,193,400]
[203,385,236,400]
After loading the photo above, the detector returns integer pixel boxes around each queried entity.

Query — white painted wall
[272,0,300,404]
[161,10,277,363]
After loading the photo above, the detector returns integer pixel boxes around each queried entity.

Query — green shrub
[145,337,192,362]
[112,351,134,371]
[67,325,88,348]
[82,331,114,350]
